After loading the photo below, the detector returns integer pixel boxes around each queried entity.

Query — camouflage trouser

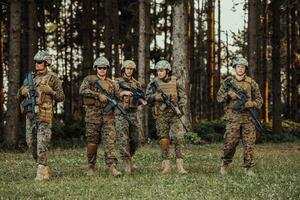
[115,112,140,160]
[85,116,117,166]
[155,112,185,159]
[222,117,256,168]
[26,117,51,166]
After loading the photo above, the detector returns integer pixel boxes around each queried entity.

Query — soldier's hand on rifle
[120,90,133,97]
[228,90,238,100]
[139,98,147,105]
[154,92,163,101]
[98,93,108,103]
[39,84,55,95]
[245,100,255,108]
[20,86,30,97]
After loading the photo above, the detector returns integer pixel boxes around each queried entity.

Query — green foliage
[0,143,299,199]
[191,120,300,144]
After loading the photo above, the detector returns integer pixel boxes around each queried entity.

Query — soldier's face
[235,65,246,76]
[97,65,108,77]
[124,68,134,77]
[157,69,167,79]
[35,61,46,71]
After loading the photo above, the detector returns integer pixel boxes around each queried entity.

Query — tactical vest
[157,76,178,103]
[117,76,140,110]
[153,76,178,115]
[82,75,114,108]
[33,71,55,125]
[228,76,253,109]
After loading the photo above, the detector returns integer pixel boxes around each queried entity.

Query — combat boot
[245,168,256,176]
[109,164,122,177]
[220,161,229,175]
[176,159,188,174]
[35,164,46,181]
[43,166,50,180]
[161,160,172,175]
[87,143,98,176]
[123,158,132,174]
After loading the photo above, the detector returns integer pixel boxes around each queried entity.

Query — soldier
[79,56,122,177]
[145,60,188,175]
[115,60,147,174]
[18,50,65,181]
[217,57,263,176]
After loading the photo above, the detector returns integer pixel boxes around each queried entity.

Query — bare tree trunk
[248,0,259,78]
[172,1,191,128]
[271,0,282,133]
[82,0,93,77]
[291,1,299,121]
[0,4,4,134]
[5,0,21,148]
[104,0,112,76]
[286,4,291,119]
[27,0,37,71]
[216,0,222,118]
[138,0,150,143]
[262,0,269,123]
[206,0,215,120]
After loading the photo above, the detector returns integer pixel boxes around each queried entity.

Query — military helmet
[93,56,110,69]
[154,60,171,71]
[34,50,52,65]
[232,57,248,68]
[121,60,136,70]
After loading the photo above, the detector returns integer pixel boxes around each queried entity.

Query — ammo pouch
[37,94,53,125]
[82,97,103,107]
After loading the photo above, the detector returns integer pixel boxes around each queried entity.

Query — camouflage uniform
[115,75,141,160]
[79,56,122,176]
[146,75,186,160]
[19,52,64,167]
[18,50,64,180]
[217,62,263,170]
[79,74,118,166]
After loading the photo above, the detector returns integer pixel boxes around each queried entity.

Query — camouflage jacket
[18,69,64,125]
[115,75,143,111]
[79,75,117,123]
[217,75,263,120]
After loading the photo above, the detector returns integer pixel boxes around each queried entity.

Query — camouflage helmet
[121,60,136,70]
[154,60,171,71]
[232,57,248,68]
[34,50,52,65]
[93,56,110,69]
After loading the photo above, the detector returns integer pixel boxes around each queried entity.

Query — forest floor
[1,142,300,199]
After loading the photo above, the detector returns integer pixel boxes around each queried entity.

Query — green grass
[1,142,300,199]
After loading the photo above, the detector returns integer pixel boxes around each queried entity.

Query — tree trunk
[206,0,215,120]
[0,4,4,134]
[286,3,291,119]
[172,1,191,128]
[81,0,93,77]
[5,0,21,148]
[138,0,150,143]
[216,0,222,118]
[104,0,112,76]
[27,0,38,71]
[271,0,282,133]
[291,1,299,121]
[262,0,269,123]
[248,0,259,78]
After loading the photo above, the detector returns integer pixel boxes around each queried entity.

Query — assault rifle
[118,81,146,105]
[224,79,264,133]
[150,80,189,132]
[95,80,133,125]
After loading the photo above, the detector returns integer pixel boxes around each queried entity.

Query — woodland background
[0,0,299,149]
